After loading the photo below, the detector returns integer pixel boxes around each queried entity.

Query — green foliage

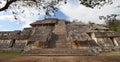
[100,14,120,32]
[116,26,120,32]
[109,27,119,32]
[105,19,120,32]
[0,51,21,57]
[109,26,120,32]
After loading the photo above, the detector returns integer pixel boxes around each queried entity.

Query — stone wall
[66,22,96,49]
[90,32,120,51]
[0,40,12,48]
[0,30,31,51]
[13,40,28,49]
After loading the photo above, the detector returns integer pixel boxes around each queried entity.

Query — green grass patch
[0,51,21,57]
[99,51,120,56]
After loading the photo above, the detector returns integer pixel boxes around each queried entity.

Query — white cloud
[0,15,34,31]
[0,14,39,31]
[0,6,42,29]
[0,0,6,9]
[58,0,120,24]
[18,16,38,28]
[0,15,14,21]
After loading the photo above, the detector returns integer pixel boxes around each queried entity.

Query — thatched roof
[94,32,120,38]
[30,18,70,26]
[91,24,109,30]
[70,21,85,25]
[30,18,58,26]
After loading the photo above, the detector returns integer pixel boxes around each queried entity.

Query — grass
[0,51,21,57]
[0,51,120,62]
[99,51,120,56]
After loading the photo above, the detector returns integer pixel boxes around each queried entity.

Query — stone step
[23,49,95,56]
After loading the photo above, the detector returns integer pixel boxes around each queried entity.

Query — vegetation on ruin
[100,14,120,32]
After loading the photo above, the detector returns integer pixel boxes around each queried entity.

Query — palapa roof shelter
[30,18,58,27]
[94,32,120,38]
[30,18,70,27]
[91,24,109,30]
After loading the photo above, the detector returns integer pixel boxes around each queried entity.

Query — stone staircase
[23,48,95,56]
[55,34,71,48]
[52,21,71,48]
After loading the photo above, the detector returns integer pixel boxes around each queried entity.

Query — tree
[0,0,113,16]
[99,14,120,32]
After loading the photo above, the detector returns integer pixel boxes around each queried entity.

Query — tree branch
[0,0,17,11]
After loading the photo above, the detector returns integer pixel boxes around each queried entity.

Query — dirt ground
[0,56,120,62]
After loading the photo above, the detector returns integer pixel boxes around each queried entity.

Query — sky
[0,0,120,31]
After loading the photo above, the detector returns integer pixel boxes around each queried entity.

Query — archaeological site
[0,18,120,56]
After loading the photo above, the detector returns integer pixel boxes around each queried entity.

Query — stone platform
[23,48,95,56]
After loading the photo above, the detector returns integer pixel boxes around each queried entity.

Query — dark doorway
[10,39,15,47]
[110,37,116,46]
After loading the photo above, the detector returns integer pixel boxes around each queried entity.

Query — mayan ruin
[0,18,120,56]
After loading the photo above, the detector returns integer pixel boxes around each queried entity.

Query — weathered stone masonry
[0,18,120,55]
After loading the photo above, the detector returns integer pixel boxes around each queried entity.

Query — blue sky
[0,0,120,31]
[0,20,25,31]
